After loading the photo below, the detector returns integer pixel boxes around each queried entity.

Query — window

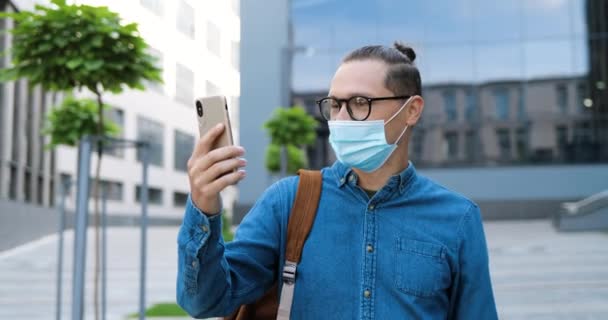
[177,1,195,38]
[493,88,510,120]
[174,130,195,172]
[442,90,457,121]
[496,129,511,159]
[136,117,164,167]
[206,81,220,96]
[464,89,476,121]
[577,82,591,112]
[135,185,163,205]
[176,63,194,106]
[141,0,163,15]
[231,0,240,15]
[173,191,189,207]
[517,86,526,120]
[555,84,568,114]
[207,21,221,57]
[444,132,459,159]
[465,130,476,161]
[103,108,125,157]
[146,48,163,93]
[556,126,569,160]
[516,128,529,160]
[89,179,123,201]
[573,122,593,144]
[231,41,240,69]
[412,130,424,160]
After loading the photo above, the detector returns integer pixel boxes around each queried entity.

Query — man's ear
[406,96,424,126]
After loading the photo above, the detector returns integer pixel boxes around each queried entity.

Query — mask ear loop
[385,96,414,125]
[385,96,414,145]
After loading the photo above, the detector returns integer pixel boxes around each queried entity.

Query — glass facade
[292,0,608,168]
[177,0,195,38]
[174,130,195,172]
[176,63,194,106]
[135,185,163,205]
[136,116,164,167]
[207,21,221,57]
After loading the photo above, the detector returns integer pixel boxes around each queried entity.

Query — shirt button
[368,204,375,211]
[363,290,371,298]
[191,260,198,268]
[340,178,345,184]
[200,225,208,232]
[366,245,374,253]
[348,175,355,182]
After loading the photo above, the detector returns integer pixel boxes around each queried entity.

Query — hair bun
[393,42,416,62]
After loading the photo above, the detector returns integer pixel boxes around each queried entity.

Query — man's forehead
[329,60,390,97]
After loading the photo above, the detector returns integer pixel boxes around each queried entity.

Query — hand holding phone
[187,96,246,215]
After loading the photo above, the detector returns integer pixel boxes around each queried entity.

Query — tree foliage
[263,106,317,146]
[263,106,317,174]
[0,0,161,94]
[43,96,119,148]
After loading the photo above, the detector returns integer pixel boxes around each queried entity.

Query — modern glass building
[292,0,608,169]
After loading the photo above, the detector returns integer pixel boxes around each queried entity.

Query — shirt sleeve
[176,180,290,318]
[448,204,499,320]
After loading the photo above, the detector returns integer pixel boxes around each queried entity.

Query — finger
[192,123,225,159]
[205,170,246,194]
[197,145,245,171]
[190,156,245,188]
[203,157,247,182]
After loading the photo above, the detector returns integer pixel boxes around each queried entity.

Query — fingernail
[239,169,246,176]
[216,123,224,129]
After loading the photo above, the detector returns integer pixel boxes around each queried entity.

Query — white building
[1,0,241,221]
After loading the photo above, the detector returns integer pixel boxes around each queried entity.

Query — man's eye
[353,97,368,106]
[324,99,339,109]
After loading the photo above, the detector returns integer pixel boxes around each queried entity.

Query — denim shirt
[176,161,498,319]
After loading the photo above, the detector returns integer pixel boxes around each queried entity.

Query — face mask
[328,97,412,172]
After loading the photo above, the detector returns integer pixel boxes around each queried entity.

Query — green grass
[128,302,188,318]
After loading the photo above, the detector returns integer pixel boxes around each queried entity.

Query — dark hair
[342,42,422,96]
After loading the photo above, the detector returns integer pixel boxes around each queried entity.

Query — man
[177,42,499,319]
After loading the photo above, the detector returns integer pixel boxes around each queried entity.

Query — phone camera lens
[196,101,203,117]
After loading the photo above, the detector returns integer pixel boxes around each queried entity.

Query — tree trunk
[92,89,104,320]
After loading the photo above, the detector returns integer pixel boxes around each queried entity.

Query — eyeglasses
[316,95,411,121]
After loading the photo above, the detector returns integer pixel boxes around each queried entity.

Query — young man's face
[328,59,421,145]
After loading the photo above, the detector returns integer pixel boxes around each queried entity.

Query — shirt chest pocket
[394,238,451,298]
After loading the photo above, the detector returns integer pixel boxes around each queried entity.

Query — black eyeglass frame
[315,95,411,121]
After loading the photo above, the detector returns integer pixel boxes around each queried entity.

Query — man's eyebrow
[326,92,375,98]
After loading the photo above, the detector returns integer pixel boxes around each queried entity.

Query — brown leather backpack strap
[285,169,323,263]
[226,170,322,320]
[277,169,322,320]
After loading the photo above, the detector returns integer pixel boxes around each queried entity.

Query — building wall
[1,0,241,221]
[0,1,56,208]
[236,0,291,221]
[295,76,595,169]
[293,76,605,219]
[420,163,608,220]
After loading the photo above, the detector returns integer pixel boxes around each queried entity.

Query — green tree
[43,96,120,148]
[263,106,318,175]
[0,1,161,318]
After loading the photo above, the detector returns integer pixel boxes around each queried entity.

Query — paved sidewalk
[0,227,186,320]
[0,220,607,319]
[486,220,608,319]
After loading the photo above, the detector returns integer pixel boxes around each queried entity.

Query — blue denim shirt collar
[330,160,418,196]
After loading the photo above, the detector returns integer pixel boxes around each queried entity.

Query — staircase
[554,190,608,231]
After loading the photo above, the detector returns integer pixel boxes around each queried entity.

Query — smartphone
[195,95,234,150]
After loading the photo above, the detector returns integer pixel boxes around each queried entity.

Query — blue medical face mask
[328,97,413,172]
